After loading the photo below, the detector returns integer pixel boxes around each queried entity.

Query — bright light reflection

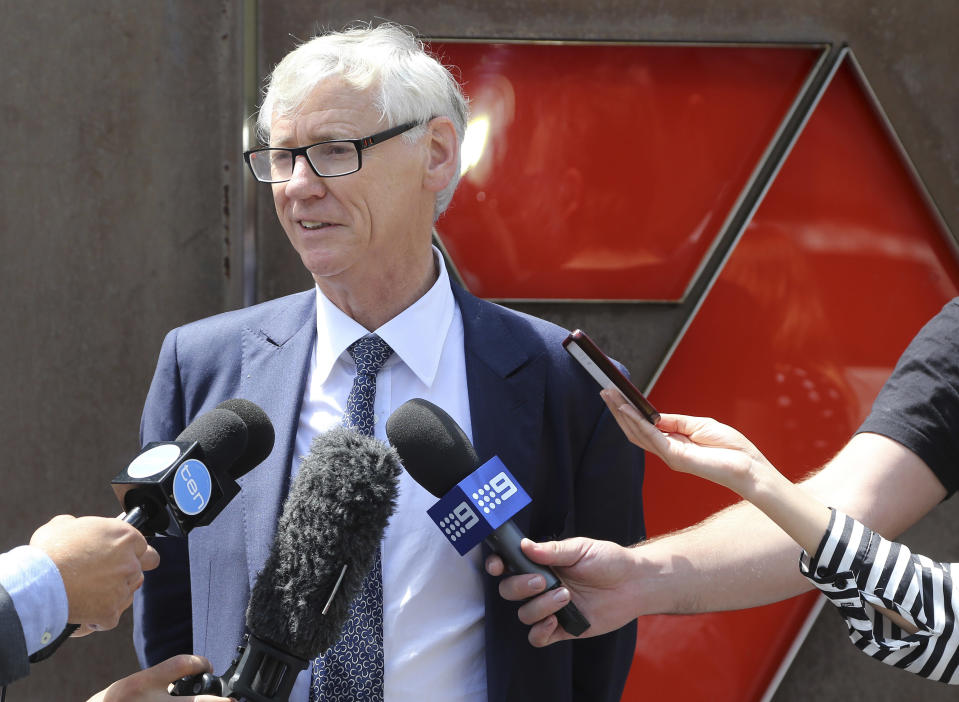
[460,116,490,176]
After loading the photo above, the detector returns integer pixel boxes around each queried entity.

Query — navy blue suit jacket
[0,584,28,686]
[133,283,644,702]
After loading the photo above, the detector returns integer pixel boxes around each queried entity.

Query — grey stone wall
[0,2,243,699]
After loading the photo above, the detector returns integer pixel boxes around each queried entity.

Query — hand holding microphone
[27,515,159,635]
[86,655,231,702]
[385,398,590,637]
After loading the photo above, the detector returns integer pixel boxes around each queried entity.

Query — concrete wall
[1,1,956,699]
[0,2,243,698]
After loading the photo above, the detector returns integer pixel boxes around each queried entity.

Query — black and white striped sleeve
[799,508,959,684]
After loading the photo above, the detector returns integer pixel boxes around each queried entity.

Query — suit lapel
[454,285,548,702]
[455,285,546,537]
[237,291,317,590]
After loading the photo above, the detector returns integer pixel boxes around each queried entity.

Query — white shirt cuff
[0,545,69,654]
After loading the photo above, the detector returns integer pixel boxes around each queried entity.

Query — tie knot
[348,334,394,375]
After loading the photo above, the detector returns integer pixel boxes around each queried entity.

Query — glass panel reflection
[431,42,819,300]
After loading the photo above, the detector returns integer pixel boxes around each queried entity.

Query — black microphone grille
[215,398,275,480]
[246,425,401,659]
[175,408,248,474]
[385,398,479,497]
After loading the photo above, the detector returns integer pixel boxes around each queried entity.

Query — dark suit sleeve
[133,328,194,667]
[0,583,29,687]
[570,397,644,702]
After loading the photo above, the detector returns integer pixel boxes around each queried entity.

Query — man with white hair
[134,22,643,702]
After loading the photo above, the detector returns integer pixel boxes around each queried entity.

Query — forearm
[631,496,814,615]
[632,432,947,616]
[736,459,832,559]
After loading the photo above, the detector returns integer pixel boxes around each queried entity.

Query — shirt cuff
[798,508,932,653]
[0,546,69,654]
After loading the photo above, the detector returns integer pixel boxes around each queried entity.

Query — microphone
[214,398,276,480]
[172,425,401,701]
[385,398,590,637]
[29,400,276,665]
[111,399,275,537]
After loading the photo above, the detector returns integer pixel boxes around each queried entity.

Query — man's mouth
[300,221,335,230]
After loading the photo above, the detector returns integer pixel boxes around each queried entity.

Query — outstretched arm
[488,388,944,646]
[602,391,919,631]
[603,394,832,554]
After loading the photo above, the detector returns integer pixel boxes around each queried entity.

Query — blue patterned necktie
[310,334,393,702]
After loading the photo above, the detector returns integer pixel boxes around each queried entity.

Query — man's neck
[317,252,439,331]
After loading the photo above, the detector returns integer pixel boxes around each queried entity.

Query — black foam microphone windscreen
[175,407,249,471]
[113,400,276,538]
[245,425,402,659]
[114,407,250,536]
[383,398,477,497]
[215,398,276,480]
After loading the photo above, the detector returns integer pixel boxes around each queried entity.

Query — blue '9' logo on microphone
[428,458,531,555]
[470,471,518,514]
[172,459,212,515]
[438,501,481,542]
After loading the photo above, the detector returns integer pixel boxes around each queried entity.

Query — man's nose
[284,154,327,197]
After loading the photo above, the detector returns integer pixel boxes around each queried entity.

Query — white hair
[257,22,469,218]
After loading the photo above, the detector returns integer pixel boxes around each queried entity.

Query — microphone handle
[485,521,590,637]
[171,672,223,697]
[123,505,150,531]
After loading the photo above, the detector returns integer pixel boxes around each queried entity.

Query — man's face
[269,77,431,289]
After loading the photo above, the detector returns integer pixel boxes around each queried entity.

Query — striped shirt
[800,509,959,684]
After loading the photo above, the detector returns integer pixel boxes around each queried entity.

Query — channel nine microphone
[172,425,401,702]
[111,398,275,537]
[385,398,590,637]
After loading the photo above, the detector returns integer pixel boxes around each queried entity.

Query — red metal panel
[630,58,959,701]
[432,42,817,300]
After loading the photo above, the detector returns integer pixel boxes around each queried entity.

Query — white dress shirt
[0,545,68,655]
[288,249,487,702]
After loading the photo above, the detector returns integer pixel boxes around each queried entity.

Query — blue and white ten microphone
[385,398,590,637]
[30,399,276,663]
[110,399,275,537]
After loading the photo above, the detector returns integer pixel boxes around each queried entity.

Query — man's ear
[422,117,459,194]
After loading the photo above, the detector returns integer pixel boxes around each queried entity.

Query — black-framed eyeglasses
[243,121,421,183]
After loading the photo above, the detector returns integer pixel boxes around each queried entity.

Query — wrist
[628,538,689,616]
[740,465,832,554]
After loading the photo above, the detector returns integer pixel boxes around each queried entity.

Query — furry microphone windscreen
[245,425,401,660]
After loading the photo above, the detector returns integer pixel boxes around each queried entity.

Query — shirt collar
[314,246,455,387]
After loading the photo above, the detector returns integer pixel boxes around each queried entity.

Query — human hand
[29,515,160,630]
[485,537,640,647]
[86,654,230,702]
[600,388,775,496]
